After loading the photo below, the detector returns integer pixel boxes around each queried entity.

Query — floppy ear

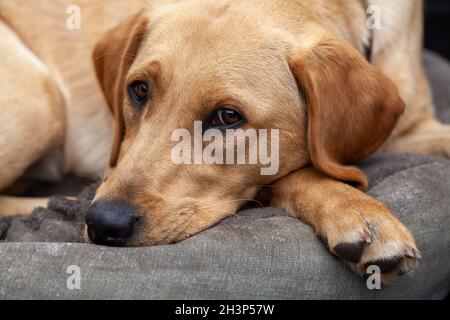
[290,38,405,191]
[93,11,148,167]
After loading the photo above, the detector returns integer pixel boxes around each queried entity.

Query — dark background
[425,0,450,302]
[425,0,450,59]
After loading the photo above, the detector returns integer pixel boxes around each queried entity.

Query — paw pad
[334,242,366,263]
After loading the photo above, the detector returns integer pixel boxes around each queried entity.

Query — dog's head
[86,1,404,246]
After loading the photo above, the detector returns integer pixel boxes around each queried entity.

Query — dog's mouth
[88,233,130,247]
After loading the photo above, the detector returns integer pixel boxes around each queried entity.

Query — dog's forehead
[130,10,292,93]
[126,3,300,116]
[137,2,282,64]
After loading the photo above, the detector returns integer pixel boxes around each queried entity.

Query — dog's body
[1,0,449,283]
[0,0,146,182]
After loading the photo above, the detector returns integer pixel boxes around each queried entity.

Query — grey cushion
[425,51,450,123]
[0,52,449,300]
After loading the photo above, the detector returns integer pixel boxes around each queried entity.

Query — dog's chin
[128,229,200,247]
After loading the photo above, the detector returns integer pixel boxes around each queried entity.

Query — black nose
[86,201,138,246]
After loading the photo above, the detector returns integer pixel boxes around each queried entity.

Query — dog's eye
[210,108,245,129]
[128,81,149,107]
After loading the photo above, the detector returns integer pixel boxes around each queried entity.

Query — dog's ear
[93,11,148,167]
[290,38,405,191]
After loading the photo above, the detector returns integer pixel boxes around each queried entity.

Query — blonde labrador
[1,0,449,283]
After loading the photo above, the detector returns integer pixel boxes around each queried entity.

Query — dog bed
[0,51,449,299]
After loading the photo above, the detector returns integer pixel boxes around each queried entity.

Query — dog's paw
[319,201,421,284]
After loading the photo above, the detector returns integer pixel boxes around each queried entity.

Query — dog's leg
[370,1,450,157]
[384,118,450,157]
[0,196,49,217]
[270,167,421,284]
[380,49,450,157]
[0,20,65,192]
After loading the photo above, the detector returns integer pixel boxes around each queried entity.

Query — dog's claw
[405,246,422,259]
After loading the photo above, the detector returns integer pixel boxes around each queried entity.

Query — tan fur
[0,0,448,281]
[0,19,65,191]
[290,36,405,191]
[269,167,421,284]
[0,196,49,217]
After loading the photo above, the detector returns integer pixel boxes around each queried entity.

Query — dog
[1,0,449,283]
